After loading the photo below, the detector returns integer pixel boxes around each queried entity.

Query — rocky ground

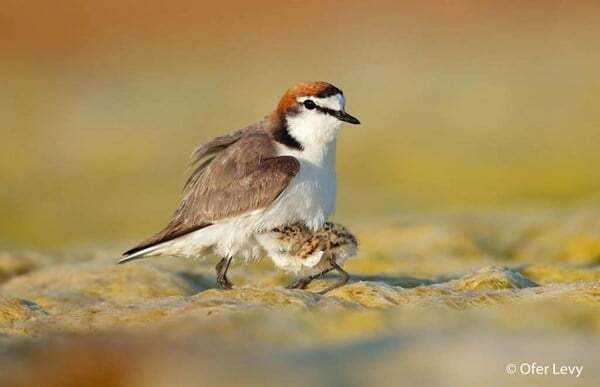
[1,208,599,387]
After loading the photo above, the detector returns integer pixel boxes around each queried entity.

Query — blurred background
[2,4,600,387]
[2,0,600,250]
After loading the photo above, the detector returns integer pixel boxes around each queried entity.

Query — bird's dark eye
[303,100,316,110]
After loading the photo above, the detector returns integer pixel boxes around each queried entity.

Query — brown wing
[184,120,265,190]
[123,131,299,256]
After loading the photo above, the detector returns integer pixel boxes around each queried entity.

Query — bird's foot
[215,257,234,290]
[316,277,349,294]
[216,275,233,290]
[286,261,350,294]
[316,262,350,294]
[285,277,313,290]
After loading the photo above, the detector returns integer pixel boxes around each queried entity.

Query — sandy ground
[1,208,599,387]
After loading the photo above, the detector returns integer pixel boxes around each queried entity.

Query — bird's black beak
[334,110,361,125]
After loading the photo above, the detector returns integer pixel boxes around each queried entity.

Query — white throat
[285,93,345,147]
[286,114,342,147]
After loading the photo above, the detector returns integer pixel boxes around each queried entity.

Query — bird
[256,222,358,293]
[119,81,360,290]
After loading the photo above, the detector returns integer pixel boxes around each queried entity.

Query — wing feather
[123,128,299,257]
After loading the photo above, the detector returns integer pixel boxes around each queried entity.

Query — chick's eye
[303,100,316,110]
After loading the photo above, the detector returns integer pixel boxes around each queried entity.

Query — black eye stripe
[299,100,340,117]
[315,105,338,116]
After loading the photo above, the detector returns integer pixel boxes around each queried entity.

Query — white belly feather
[261,142,337,230]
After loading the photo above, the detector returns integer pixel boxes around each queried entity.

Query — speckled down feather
[257,222,358,273]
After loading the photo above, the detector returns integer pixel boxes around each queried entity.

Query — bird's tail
[118,244,162,264]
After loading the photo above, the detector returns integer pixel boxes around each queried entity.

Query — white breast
[259,141,337,230]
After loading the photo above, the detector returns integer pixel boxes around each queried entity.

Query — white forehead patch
[297,93,345,111]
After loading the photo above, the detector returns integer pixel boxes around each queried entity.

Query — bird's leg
[317,261,350,294]
[286,266,334,290]
[215,257,233,289]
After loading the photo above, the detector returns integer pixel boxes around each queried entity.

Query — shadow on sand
[176,269,463,292]
[345,273,458,288]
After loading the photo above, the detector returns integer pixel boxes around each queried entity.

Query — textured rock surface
[1,210,599,386]
[2,262,198,314]
[0,295,47,329]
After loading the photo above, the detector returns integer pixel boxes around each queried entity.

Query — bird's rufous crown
[276,81,343,115]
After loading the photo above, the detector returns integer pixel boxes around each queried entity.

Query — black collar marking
[273,120,303,151]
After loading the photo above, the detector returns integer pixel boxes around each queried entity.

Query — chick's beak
[334,110,361,125]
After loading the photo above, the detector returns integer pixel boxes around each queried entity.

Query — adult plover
[120,81,360,289]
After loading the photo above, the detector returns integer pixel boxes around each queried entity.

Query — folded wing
[123,132,299,257]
